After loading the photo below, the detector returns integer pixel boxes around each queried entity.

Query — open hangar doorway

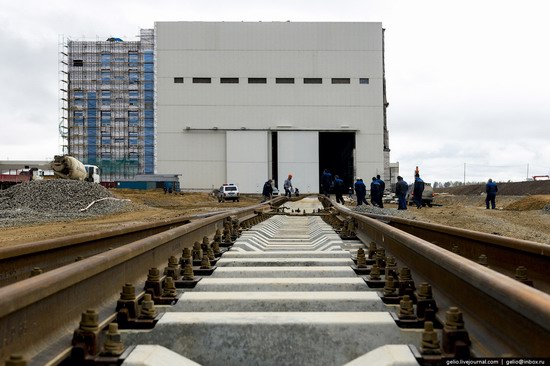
[319,132,356,193]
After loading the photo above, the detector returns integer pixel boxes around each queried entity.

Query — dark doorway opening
[319,132,355,192]
[271,132,278,188]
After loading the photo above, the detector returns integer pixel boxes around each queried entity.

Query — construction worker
[413,173,425,209]
[395,176,408,210]
[485,178,498,209]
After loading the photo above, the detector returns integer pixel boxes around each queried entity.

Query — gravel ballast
[0,180,134,228]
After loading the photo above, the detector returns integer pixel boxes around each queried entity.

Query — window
[73,111,84,126]
[129,71,139,84]
[248,78,267,84]
[101,111,111,126]
[101,70,111,83]
[101,53,110,67]
[193,77,211,83]
[128,111,139,126]
[360,78,370,85]
[331,78,350,84]
[128,52,139,67]
[73,60,83,67]
[304,78,322,84]
[221,77,239,84]
[129,91,139,106]
[174,77,183,83]
[276,78,295,84]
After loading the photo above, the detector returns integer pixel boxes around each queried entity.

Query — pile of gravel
[0,180,134,228]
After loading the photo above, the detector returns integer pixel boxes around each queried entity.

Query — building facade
[63,22,391,192]
[155,22,390,193]
[61,29,155,181]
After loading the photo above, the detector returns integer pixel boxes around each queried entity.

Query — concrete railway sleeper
[0,197,549,365]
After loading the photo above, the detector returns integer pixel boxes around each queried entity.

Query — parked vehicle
[0,168,44,190]
[50,155,100,183]
[406,182,434,207]
[218,183,240,202]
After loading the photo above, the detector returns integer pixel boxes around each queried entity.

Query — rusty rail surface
[0,216,190,287]
[328,202,550,357]
[357,210,550,294]
[0,198,284,288]
[0,200,272,363]
[2,195,549,363]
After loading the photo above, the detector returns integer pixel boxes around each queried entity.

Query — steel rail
[0,201,270,362]
[359,211,550,294]
[0,216,190,287]
[0,198,285,288]
[330,203,550,356]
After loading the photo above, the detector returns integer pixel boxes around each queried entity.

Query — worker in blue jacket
[376,174,385,208]
[370,177,381,207]
[354,178,369,206]
[395,176,409,210]
[485,178,498,209]
[333,175,345,204]
[413,173,425,209]
[321,169,332,197]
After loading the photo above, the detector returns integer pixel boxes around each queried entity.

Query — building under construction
[61,23,394,192]
[60,29,155,182]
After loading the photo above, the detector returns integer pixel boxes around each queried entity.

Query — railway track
[0,196,549,365]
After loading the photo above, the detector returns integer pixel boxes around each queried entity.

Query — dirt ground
[1,189,549,247]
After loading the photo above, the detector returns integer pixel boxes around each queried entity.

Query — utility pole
[463,163,466,185]
[526,163,529,181]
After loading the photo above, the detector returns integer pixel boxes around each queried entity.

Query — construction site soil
[1,181,549,248]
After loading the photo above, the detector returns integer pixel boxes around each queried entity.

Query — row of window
[72,52,153,67]
[174,77,370,85]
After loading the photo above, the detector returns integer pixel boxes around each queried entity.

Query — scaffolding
[61,29,154,182]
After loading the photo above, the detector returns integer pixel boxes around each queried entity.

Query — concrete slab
[123,345,202,366]
[343,345,418,366]
[210,266,356,278]
[216,258,354,267]
[171,291,387,312]
[189,277,368,292]
[221,250,350,258]
[122,312,407,366]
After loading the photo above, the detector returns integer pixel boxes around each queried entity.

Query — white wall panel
[226,131,269,193]
[278,131,319,194]
[156,132,226,189]
[157,106,384,133]
[155,22,387,191]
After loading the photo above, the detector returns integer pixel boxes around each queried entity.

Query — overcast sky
[1,0,548,184]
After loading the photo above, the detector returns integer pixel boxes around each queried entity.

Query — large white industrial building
[155,22,391,193]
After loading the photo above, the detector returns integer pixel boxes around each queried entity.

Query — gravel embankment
[0,180,135,228]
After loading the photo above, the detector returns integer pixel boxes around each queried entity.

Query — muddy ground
[0,188,549,247]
